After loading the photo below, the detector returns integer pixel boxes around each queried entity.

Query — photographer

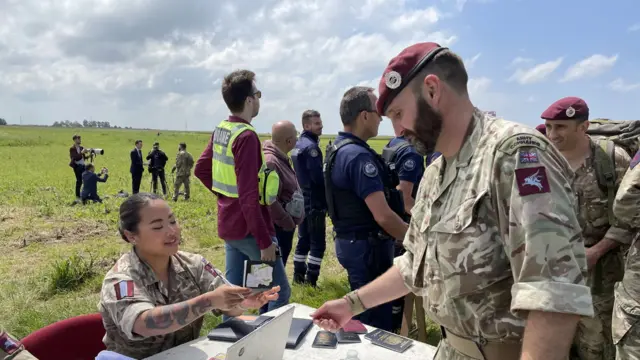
[81,164,108,204]
[69,134,89,201]
[146,142,168,197]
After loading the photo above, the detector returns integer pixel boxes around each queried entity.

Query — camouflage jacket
[98,249,224,359]
[572,138,631,295]
[395,109,594,346]
[174,150,194,177]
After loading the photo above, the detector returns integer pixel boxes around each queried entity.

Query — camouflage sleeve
[494,133,594,318]
[194,255,226,293]
[100,273,155,341]
[613,150,640,228]
[175,152,183,168]
[604,146,634,244]
[393,161,440,295]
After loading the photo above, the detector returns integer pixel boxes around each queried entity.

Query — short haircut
[86,163,95,171]
[221,70,256,113]
[301,110,321,125]
[72,134,80,140]
[410,49,468,95]
[179,142,186,149]
[339,86,375,126]
[135,140,142,145]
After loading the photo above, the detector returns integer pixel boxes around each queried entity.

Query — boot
[293,273,306,285]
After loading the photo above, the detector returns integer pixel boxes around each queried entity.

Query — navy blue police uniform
[290,130,327,286]
[324,132,405,332]
[381,135,425,331]
[426,151,442,167]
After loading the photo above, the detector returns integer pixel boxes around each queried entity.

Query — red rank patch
[0,332,21,355]
[114,280,135,300]
[515,166,550,196]
[202,258,218,277]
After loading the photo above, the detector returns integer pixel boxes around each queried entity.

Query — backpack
[586,119,640,224]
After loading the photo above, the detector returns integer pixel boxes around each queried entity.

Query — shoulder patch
[0,332,21,355]
[201,257,219,277]
[363,161,379,178]
[309,148,319,157]
[113,280,135,300]
[499,134,548,155]
[515,166,550,196]
[518,150,539,164]
[631,150,640,169]
[403,159,416,171]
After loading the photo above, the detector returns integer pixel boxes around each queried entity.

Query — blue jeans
[223,235,291,321]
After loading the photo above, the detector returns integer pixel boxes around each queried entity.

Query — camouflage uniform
[98,249,225,359]
[0,330,38,360]
[571,140,631,360]
[173,150,194,201]
[395,110,594,360]
[611,151,640,360]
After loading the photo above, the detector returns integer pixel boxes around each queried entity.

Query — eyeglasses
[253,90,262,99]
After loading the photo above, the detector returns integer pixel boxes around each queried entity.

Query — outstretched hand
[310,298,354,332]
[240,286,280,309]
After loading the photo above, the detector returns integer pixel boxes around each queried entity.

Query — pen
[213,268,246,299]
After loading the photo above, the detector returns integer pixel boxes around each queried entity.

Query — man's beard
[404,95,443,155]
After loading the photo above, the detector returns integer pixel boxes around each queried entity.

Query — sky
[1,0,639,136]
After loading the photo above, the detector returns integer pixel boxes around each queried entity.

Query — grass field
[0,125,439,345]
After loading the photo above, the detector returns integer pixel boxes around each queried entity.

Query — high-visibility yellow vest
[211,120,279,206]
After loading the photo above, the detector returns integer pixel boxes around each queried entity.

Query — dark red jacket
[69,145,84,167]
[263,140,304,231]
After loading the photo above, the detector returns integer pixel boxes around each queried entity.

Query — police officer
[324,86,408,332]
[1,329,38,359]
[381,121,425,332]
[291,110,327,287]
[146,142,169,197]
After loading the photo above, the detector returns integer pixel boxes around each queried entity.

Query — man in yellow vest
[194,69,290,318]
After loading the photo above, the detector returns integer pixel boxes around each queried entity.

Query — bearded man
[310,42,594,360]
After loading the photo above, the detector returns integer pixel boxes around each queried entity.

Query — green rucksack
[586,119,640,224]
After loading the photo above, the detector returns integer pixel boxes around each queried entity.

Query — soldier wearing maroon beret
[542,96,632,360]
[535,124,547,136]
[312,42,593,360]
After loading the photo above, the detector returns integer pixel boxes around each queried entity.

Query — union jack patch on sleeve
[630,150,640,169]
[114,280,135,300]
[519,150,539,164]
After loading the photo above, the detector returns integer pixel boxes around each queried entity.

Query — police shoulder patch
[498,133,548,155]
[363,161,378,178]
[403,159,416,171]
[309,148,319,157]
[630,150,640,169]
[113,280,135,300]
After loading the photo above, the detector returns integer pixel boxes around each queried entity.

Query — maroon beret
[540,96,589,121]
[376,42,447,115]
[535,124,546,135]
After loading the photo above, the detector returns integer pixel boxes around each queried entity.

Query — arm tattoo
[173,303,190,326]
[145,306,174,329]
[191,297,213,317]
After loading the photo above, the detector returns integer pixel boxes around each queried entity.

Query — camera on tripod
[84,148,105,163]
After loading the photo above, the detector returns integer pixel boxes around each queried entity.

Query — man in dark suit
[130,140,144,194]
[146,142,169,196]
[69,134,88,201]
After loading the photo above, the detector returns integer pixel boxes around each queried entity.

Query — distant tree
[0,118,7,125]
[83,119,89,127]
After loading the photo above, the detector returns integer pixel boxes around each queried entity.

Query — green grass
[0,125,438,344]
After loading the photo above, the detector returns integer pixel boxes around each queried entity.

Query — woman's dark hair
[118,192,162,242]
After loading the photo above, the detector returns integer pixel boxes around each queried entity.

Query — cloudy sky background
[1,0,639,135]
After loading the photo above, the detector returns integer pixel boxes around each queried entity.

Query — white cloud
[468,77,492,95]
[629,23,640,32]
[560,54,618,83]
[508,57,563,85]
[0,0,460,134]
[464,53,482,69]
[609,78,640,92]
[509,57,533,67]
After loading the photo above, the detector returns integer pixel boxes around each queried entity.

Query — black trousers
[81,193,102,204]
[151,169,167,195]
[275,224,295,266]
[131,171,143,194]
[73,164,85,198]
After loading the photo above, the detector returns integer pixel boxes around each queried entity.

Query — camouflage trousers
[612,283,640,360]
[173,175,190,200]
[572,293,615,360]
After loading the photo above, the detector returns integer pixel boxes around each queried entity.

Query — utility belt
[440,327,522,360]
[335,229,393,241]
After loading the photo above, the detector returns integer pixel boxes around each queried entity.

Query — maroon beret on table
[540,96,589,121]
[376,42,448,115]
[535,124,546,135]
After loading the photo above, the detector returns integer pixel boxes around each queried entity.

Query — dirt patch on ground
[0,207,114,248]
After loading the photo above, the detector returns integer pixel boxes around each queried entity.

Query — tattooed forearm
[134,294,216,337]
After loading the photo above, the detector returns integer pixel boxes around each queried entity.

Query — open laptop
[224,306,295,360]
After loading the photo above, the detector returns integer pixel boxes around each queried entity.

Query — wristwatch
[343,290,367,316]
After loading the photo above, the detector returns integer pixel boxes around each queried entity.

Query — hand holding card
[242,260,275,294]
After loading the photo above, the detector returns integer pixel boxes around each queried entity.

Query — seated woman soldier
[99,193,280,359]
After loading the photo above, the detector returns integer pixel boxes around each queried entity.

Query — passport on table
[364,328,414,353]
[342,319,367,334]
[336,329,361,343]
[207,315,313,349]
[312,331,338,349]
